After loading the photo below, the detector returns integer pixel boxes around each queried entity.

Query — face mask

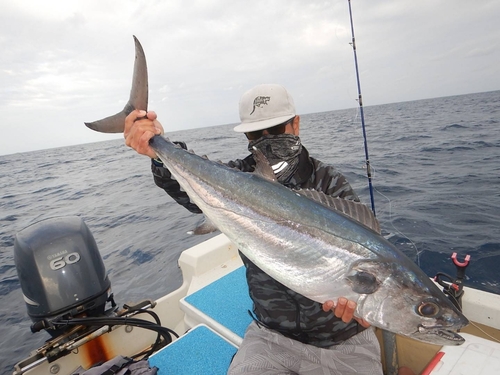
[248,134,302,183]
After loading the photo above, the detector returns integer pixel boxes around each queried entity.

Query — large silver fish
[85,37,469,345]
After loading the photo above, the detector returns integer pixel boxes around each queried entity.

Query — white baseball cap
[234,84,296,133]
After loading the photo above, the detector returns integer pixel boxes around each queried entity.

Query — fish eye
[417,301,441,317]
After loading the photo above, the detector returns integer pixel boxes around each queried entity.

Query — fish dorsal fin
[251,147,277,182]
[297,189,381,234]
[251,148,379,232]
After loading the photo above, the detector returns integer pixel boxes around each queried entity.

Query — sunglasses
[245,117,294,141]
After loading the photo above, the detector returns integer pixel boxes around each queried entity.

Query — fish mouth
[415,324,465,345]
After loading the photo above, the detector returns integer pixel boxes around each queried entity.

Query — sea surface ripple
[1,90,499,374]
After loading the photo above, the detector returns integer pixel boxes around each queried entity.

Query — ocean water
[1,90,499,373]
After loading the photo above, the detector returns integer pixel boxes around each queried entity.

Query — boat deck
[181,266,253,346]
[149,324,237,375]
[151,265,252,374]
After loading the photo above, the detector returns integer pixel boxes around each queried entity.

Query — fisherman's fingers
[137,130,159,158]
[124,125,156,158]
[144,110,164,135]
[354,317,371,328]
[323,297,370,326]
[152,119,164,135]
[124,111,162,158]
[124,109,147,137]
[322,300,335,312]
[334,297,354,322]
[146,111,157,120]
[338,299,371,327]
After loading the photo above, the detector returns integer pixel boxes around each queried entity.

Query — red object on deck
[420,351,445,375]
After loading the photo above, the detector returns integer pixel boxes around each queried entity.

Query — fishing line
[372,183,423,266]
[468,321,500,343]
[445,294,500,343]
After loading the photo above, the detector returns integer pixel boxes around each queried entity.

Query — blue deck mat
[184,266,253,338]
[149,325,237,375]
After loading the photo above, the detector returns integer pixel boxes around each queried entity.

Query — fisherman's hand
[124,110,164,159]
[322,298,371,328]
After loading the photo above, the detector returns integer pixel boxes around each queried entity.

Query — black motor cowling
[14,216,112,336]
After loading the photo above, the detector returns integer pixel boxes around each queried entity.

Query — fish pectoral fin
[346,270,380,294]
[188,216,219,235]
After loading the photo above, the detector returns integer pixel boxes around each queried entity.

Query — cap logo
[250,96,270,115]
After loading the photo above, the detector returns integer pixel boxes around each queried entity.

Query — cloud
[0,0,499,155]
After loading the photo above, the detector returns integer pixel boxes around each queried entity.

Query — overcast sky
[1,0,499,156]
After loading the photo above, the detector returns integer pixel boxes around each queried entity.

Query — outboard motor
[14,216,113,337]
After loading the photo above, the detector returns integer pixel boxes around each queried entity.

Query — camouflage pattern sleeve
[151,161,202,214]
[150,141,201,214]
[308,158,360,202]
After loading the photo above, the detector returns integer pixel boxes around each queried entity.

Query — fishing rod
[347,0,376,217]
[347,2,400,373]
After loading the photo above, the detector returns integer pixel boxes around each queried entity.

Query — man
[124,84,383,374]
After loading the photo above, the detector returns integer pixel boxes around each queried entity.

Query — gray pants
[228,322,383,375]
